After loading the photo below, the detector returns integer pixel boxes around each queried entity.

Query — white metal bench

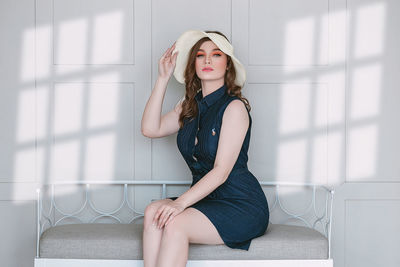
[34,181,334,267]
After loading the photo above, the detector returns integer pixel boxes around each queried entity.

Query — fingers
[159,209,173,228]
[152,200,184,229]
[152,206,163,225]
[171,50,179,65]
[152,205,169,228]
[152,205,177,229]
[164,213,174,226]
[165,45,176,62]
[160,41,177,63]
[163,46,172,59]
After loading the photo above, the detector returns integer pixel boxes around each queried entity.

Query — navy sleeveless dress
[169,83,269,250]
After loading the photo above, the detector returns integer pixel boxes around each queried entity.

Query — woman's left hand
[152,200,186,229]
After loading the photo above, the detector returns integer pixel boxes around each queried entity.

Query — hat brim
[172,30,246,87]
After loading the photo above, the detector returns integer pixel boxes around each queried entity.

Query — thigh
[171,207,224,245]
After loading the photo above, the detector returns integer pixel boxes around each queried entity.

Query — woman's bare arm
[141,77,182,138]
[141,41,180,138]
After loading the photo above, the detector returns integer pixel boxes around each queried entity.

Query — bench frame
[34,180,334,267]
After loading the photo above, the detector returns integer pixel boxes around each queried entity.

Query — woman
[141,30,269,267]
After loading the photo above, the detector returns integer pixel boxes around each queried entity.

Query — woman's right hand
[158,41,179,80]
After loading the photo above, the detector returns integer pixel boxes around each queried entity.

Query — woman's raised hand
[158,41,179,80]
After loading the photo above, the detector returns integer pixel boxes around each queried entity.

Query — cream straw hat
[172,30,246,87]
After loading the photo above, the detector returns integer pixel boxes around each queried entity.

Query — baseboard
[35,257,333,267]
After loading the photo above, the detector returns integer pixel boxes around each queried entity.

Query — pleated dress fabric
[169,83,270,250]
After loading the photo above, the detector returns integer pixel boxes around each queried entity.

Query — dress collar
[195,83,227,108]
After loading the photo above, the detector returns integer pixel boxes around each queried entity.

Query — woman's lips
[202,68,213,72]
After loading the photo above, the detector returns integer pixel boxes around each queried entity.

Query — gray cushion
[39,223,328,260]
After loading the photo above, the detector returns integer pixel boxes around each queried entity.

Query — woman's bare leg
[155,207,224,267]
[142,198,173,267]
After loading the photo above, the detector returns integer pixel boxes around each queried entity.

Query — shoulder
[222,99,249,125]
[225,98,248,115]
[226,98,246,109]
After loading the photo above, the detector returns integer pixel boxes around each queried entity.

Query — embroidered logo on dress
[211,128,216,136]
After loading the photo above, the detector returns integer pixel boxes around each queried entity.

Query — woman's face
[195,40,228,83]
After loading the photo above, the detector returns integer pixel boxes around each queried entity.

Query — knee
[143,203,158,231]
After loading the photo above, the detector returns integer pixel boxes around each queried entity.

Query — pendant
[211,128,216,136]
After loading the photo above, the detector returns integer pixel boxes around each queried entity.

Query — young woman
[141,30,269,267]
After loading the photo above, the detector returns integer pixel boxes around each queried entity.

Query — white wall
[332,0,400,266]
[0,0,398,266]
[0,1,38,266]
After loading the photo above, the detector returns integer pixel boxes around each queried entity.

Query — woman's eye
[196,53,222,57]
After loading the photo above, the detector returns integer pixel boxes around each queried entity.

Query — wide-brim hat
[172,30,246,87]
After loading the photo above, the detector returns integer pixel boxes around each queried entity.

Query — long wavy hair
[178,30,251,129]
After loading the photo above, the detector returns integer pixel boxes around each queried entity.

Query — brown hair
[178,30,251,129]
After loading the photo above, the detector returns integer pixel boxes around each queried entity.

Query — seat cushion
[39,223,328,260]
